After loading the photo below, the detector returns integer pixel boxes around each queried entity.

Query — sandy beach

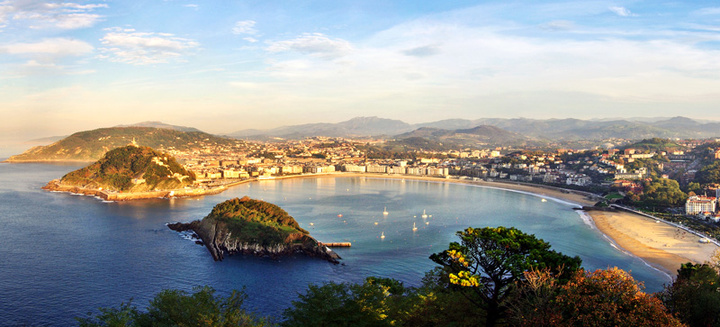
[284,173,718,276]
[588,210,718,275]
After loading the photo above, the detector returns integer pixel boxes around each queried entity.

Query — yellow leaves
[447,249,470,267]
[449,271,480,288]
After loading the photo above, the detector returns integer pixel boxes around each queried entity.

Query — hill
[167,197,340,263]
[51,145,195,192]
[6,127,237,162]
[228,116,413,139]
[396,125,535,148]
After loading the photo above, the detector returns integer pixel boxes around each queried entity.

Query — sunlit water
[0,163,670,326]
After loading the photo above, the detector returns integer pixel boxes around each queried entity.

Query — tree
[429,226,582,327]
[509,267,683,327]
[695,161,720,186]
[76,286,269,327]
[637,178,687,207]
[553,268,682,326]
[661,262,720,327]
[281,277,409,327]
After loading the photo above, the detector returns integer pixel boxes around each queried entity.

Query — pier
[319,242,352,247]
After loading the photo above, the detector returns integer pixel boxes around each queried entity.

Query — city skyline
[3,1,720,142]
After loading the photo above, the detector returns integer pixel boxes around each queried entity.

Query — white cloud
[99,28,200,65]
[609,6,634,17]
[183,4,198,10]
[4,1,106,29]
[233,20,257,35]
[266,33,352,59]
[243,37,258,43]
[540,20,574,30]
[402,45,440,57]
[0,38,93,56]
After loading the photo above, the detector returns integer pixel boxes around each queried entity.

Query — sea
[0,162,671,326]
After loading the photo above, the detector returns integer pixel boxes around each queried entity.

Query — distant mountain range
[229,116,720,142]
[6,116,720,162]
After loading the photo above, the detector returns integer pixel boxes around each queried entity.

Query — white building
[685,196,718,215]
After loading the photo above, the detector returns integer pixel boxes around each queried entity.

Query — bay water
[0,163,670,326]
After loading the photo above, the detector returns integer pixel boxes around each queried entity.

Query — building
[685,196,718,215]
[366,164,387,173]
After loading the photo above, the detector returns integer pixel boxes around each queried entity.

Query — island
[43,145,227,201]
[167,197,341,264]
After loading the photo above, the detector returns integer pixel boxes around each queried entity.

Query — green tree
[77,286,269,327]
[637,178,687,207]
[281,277,411,327]
[429,226,582,327]
[661,262,720,327]
[695,161,720,186]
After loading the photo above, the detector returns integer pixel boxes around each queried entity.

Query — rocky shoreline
[167,220,341,264]
[42,179,228,201]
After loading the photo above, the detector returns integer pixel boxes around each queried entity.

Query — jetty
[319,242,352,247]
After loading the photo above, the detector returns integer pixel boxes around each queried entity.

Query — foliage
[661,262,720,327]
[281,277,411,327]
[76,286,270,327]
[512,267,682,326]
[631,178,687,208]
[429,226,582,326]
[204,197,309,246]
[623,138,683,152]
[695,161,720,187]
[61,145,194,191]
[555,268,682,326]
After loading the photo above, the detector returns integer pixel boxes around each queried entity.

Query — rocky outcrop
[167,214,341,264]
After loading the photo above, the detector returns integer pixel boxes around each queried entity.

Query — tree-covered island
[168,197,341,264]
[42,145,229,200]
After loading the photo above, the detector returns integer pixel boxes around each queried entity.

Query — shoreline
[44,171,718,275]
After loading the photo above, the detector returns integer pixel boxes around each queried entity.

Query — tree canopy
[429,226,582,327]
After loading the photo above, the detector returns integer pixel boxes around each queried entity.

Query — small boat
[421,210,428,219]
[412,222,417,231]
[337,214,343,218]
[541,198,547,202]
[309,223,314,226]
[381,232,385,239]
[383,207,389,215]
[374,222,378,226]
[425,221,429,225]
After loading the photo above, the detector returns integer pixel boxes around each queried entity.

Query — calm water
[0,163,670,326]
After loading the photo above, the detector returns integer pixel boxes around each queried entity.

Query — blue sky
[2,0,720,141]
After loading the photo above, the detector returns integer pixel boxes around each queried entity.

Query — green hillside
[204,196,309,246]
[60,145,195,192]
[7,127,237,162]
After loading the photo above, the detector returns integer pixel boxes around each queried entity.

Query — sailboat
[381,232,385,239]
[383,206,389,215]
[421,210,428,219]
[412,222,417,231]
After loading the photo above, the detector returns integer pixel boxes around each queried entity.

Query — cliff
[168,197,341,264]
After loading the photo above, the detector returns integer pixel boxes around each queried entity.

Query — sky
[2,0,720,143]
